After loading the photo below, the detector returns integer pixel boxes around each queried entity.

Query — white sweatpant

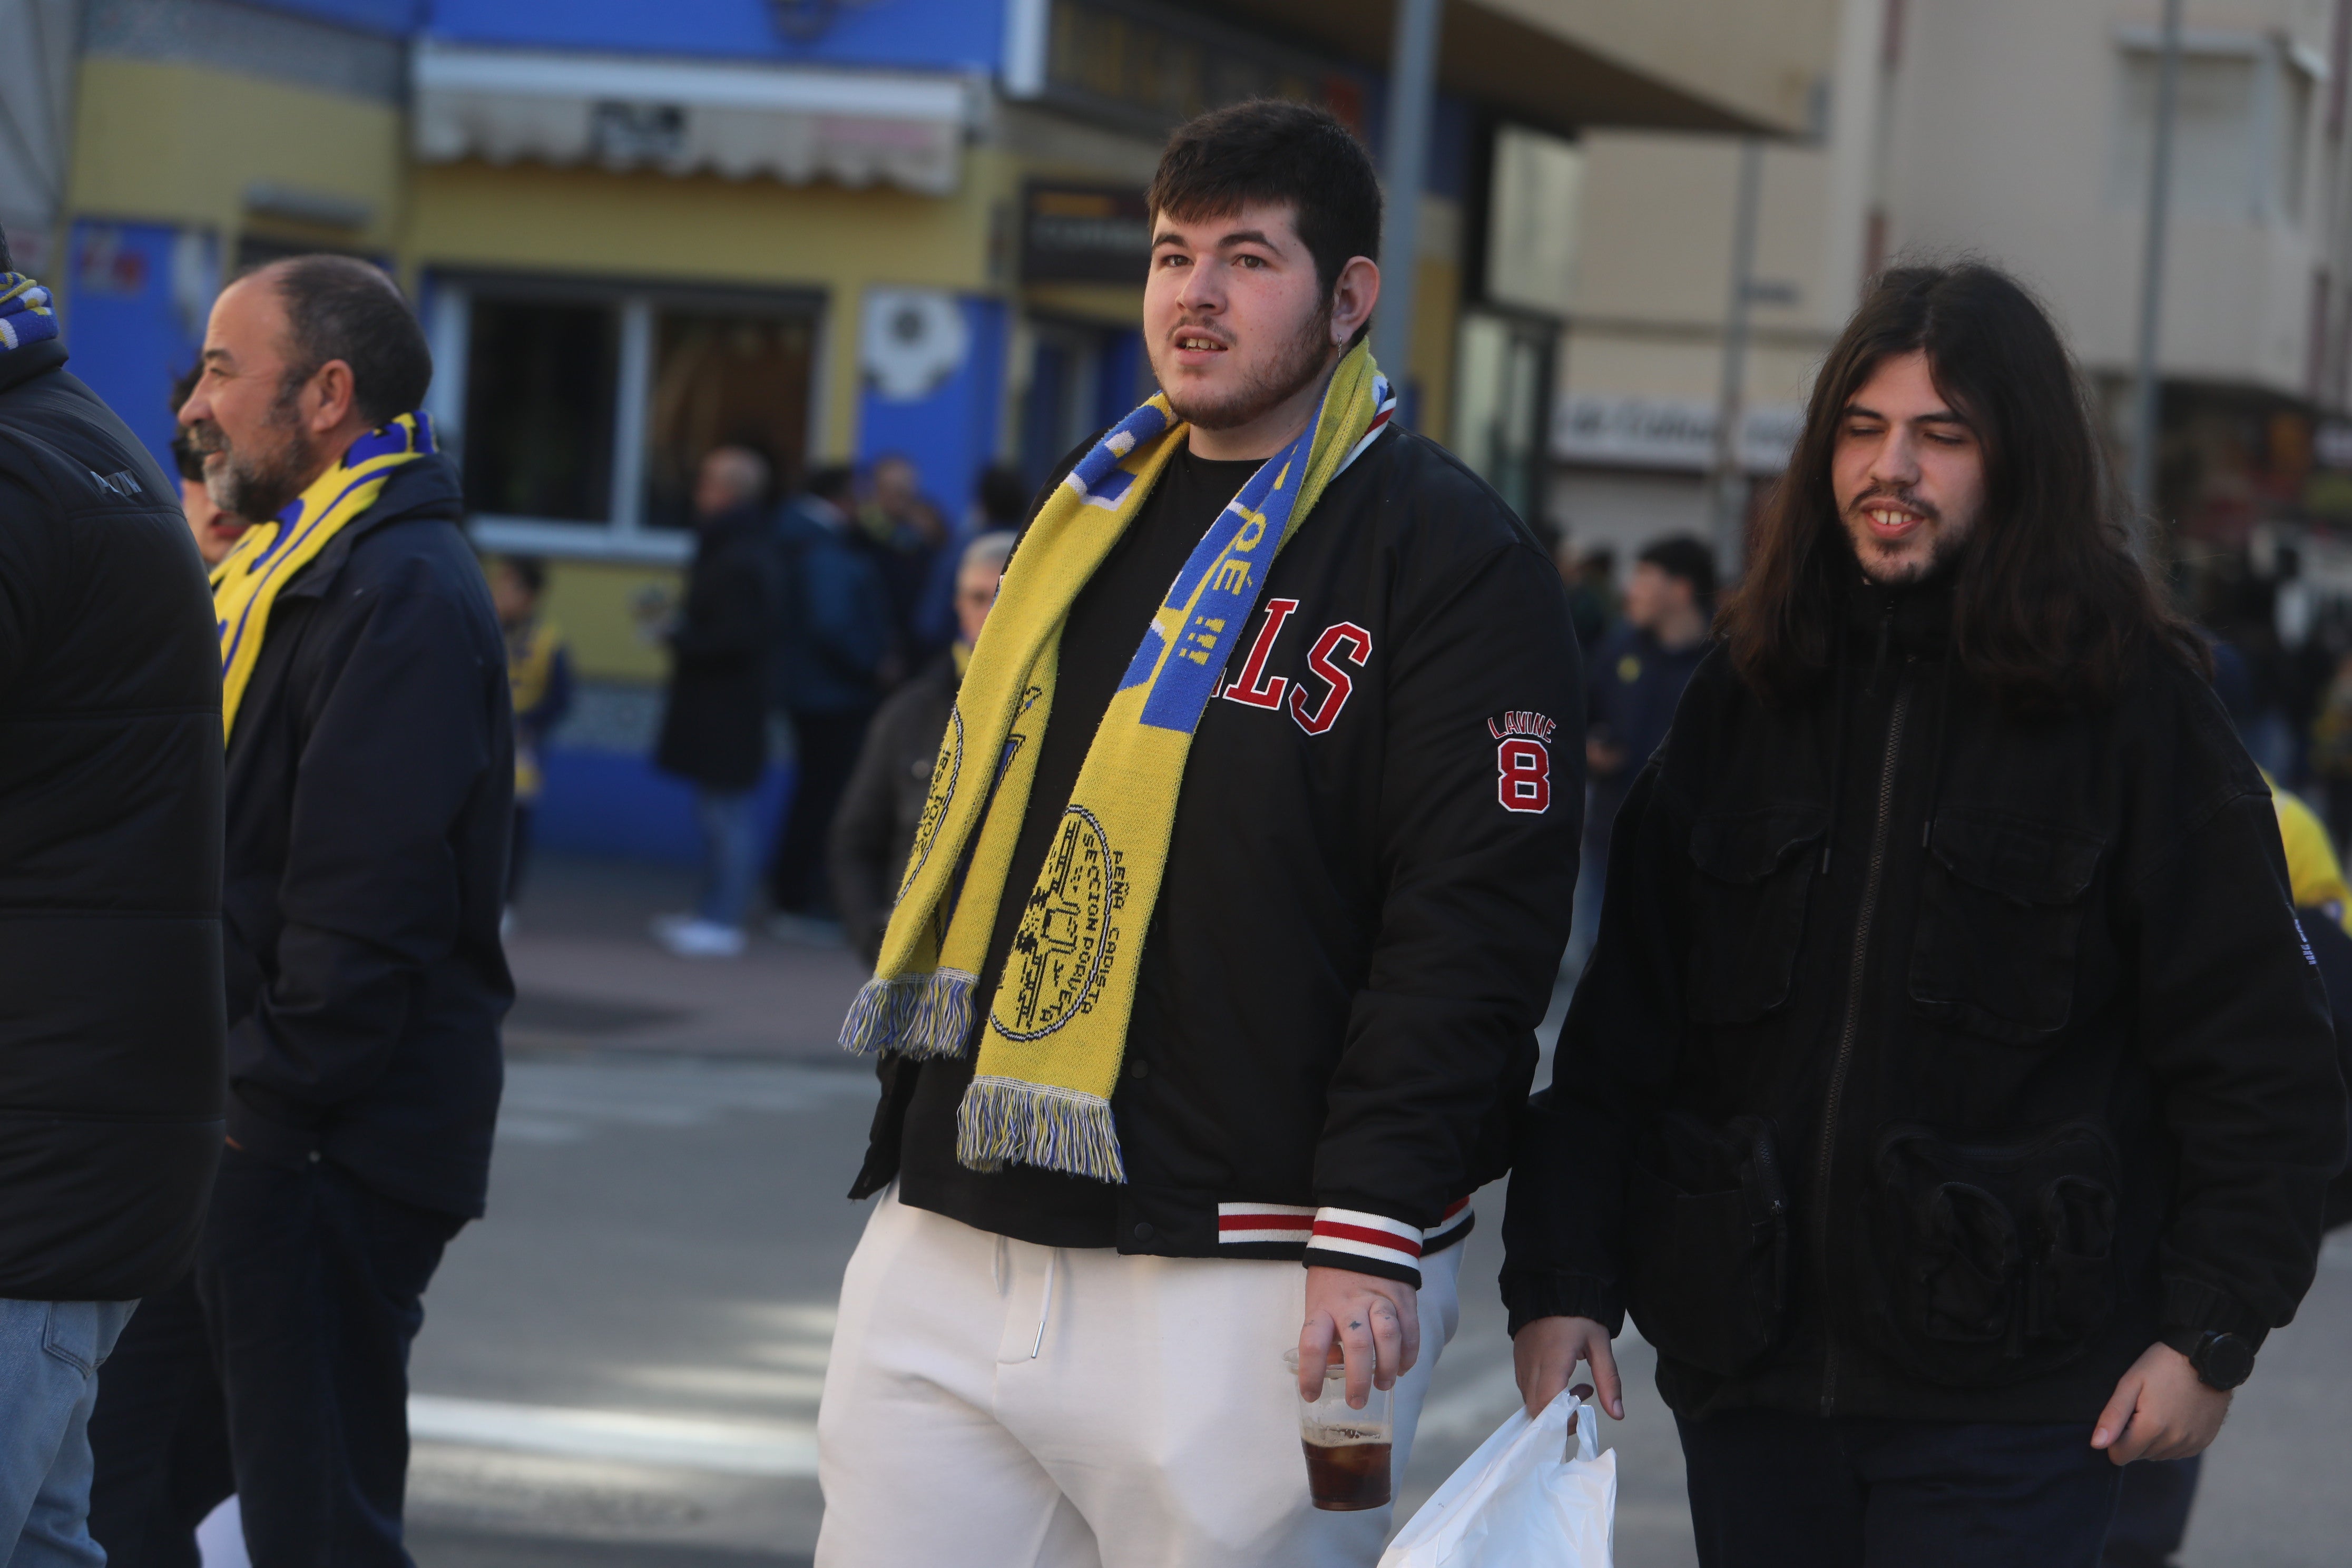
[814,1185,1463,1568]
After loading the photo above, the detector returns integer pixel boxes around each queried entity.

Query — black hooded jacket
[0,336,225,1300]
[220,450,513,1219]
[1503,569,2349,1422]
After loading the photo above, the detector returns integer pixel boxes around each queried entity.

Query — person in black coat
[87,255,513,1566]
[828,528,1012,963]
[1506,264,2346,1568]
[652,446,781,958]
[0,233,223,1562]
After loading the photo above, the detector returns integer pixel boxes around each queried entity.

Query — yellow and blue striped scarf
[0,273,59,353]
[212,412,436,740]
[842,341,1394,1182]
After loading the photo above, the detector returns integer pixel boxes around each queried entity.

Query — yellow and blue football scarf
[0,273,59,353]
[841,341,1394,1182]
[213,412,436,740]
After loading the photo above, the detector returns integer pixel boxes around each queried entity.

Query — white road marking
[408,1395,819,1477]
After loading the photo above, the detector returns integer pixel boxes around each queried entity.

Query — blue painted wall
[424,0,1005,71]
[59,221,214,476]
[536,748,791,866]
[856,295,1007,519]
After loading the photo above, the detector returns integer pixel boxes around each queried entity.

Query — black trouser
[1678,1408,2123,1568]
[87,1147,463,1567]
[767,707,871,915]
[2102,1455,2199,1568]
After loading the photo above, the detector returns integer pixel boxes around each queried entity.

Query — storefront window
[462,298,619,523]
[428,276,820,560]
[1454,310,1555,525]
[642,309,815,533]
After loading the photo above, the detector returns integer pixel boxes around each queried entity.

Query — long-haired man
[1503,263,2346,1566]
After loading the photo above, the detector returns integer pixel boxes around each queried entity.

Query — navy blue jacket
[221,452,513,1219]
[1584,620,1708,839]
[771,497,891,716]
[0,336,225,1299]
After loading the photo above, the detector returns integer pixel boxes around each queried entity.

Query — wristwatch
[2160,1328,2255,1391]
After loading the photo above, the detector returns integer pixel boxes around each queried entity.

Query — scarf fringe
[954,1077,1126,1183]
[838,969,975,1059]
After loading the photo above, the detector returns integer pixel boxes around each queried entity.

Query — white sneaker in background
[653,917,747,958]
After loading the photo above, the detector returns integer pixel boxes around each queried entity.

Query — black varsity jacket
[852,425,1584,1287]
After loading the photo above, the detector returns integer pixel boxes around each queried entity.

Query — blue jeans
[0,1299,136,1567]
[695,787,762,928]
[1678,1409,2123,1567]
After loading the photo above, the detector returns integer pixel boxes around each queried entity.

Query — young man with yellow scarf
[815,101,1584,1567]
[87,256,513,1565]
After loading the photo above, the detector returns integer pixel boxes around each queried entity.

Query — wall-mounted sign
[1020,182,1152,286]
[862,288,971,401]
[1044,0,1367,138]
[1552,394,1804,475]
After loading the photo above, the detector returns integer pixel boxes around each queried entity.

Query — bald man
[87,254,513,1566]
[651,445,783,957]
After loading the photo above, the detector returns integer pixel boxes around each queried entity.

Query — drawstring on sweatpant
[1030,1248,1057,1360]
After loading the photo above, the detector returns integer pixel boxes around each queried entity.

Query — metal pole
[1374,0,1443,393]
[2129,0,2184,540]
[1711,136,1765,580]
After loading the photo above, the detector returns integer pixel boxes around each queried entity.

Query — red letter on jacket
[1290,621,1373,736]
[1222,597,1300,710]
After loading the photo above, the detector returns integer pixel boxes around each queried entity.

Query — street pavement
[393,852,2352,1566]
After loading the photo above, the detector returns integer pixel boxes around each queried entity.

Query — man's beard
[1841,486,1970,585]
[1157,298,1335,432]
[193,398,320,523]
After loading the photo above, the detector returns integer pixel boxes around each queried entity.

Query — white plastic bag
[1378,1390,1615,1567]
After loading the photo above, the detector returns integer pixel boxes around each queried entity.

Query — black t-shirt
[893,443,1262,1246]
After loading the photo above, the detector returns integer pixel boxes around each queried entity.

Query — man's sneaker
[652,916,747,958]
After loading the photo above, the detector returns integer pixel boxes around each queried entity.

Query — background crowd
[496,451,1025,962]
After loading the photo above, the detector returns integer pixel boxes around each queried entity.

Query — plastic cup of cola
[1283,1347,1395,1511]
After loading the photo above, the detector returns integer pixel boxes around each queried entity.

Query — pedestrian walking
[766,464,892,934]
[652,446,782,959]
[492,555,572,914]
[1503,263,2349,1568]
[87,254,514,1566]
[1564,534,1714,974]
[858,451,948,670]
[816,100,1581,1568]
[0,231,225,1564]
[829,528,1013,964]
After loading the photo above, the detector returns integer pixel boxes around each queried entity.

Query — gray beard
[1158,303,1335,432]
[203,424,321,523]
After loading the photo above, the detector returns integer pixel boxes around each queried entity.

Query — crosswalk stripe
[408,1394,820,1477]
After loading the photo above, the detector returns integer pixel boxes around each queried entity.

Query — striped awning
[412,43,972,197]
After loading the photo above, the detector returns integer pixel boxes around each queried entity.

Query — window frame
[2111,25,2326,231]
[423,268,830,563]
